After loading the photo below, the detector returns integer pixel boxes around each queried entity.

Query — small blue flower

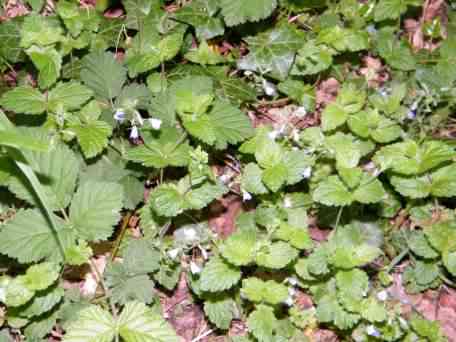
[130,125,139,139]
[113,109,126,122]
[407,109,417,120]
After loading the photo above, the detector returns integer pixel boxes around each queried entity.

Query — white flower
[268,130,279,140]
[292,129,300,142]
[148,118,162,130]
[219,174,230,184]
[287,277,298,286]
[366,325,381,338]
[113,109,126,122]
[130,125,139,139]
[0,287,5,302]
[244,70,253,76]
[242,190,252,202]
[288,287,296,296]
[190,261,202,274]
[302,166,312,179]
[283,196,292,208]
[377,290,388,301]
[262,79,277,97]
[294,106,307,117]
[284,296,294,307]
[167,248,180,259]
[199,245,208,260]
[183,228,197,240]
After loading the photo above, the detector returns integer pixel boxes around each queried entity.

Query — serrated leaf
[318,26,368,52]
[262,163,288,192]
[238,24,304,80]
[313,175,352,206]
[390,175,432,199]
[23,262,59,291]
[8,143,79,210]
[174,1,224,40]
[123,239,160,275]
[408,231,439,259]
[275,223,312,250]
[352,175,386,204]
[321,103,348,132]
[105,263,155,305]
[241,163,268,195]
[360,297,387,323]
[0,210,73,263]
[220,0,277,26]
[0,17,24,63]
[292,41,333,76]
[255,241,298,269]
[247,304,277,342]
[81,51,127,99]
[26,45,62,89]
[15,285,64,318]
[62,305,116,342]
[316,294,359,330]
[376,27,416,71]
[375,0,409,22]
[221,228,257,266]
[70,121,112,159]
[47,82,94,112]
[69,181,123,241]
[0,86,46,114]
[149,184,185,217]
[185,40,226,65]
[200,256,241,292]
[204,295,237,330]
[20,15,64,48]
[5,277,34,307]
[336,269,369,312]
[241,278,288,305]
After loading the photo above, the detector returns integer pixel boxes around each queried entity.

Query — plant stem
[111,212,132,262]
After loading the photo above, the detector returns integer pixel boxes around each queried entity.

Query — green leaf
[8,143,79,210]
[81,51,127,99]
[208,100,254,149]
[123,239,160,274]
[241,163,268,195]
[275,223,312,250]
[283,150,314,185]
[69,120,112,159]
[255,241,299,269]
[352,175,386,204]
[429,163,456,198]
[26,45,62,89]
[360,297,388,323]
[69,181,123,241]
[292,41,333,76]
[443,249,456,277]
[5,277,34,307]
[174,1,224,40]
[105,263,155,305]
[200,256,241,292]
[376,27,416,71]
[318,26,368,52]
[0,129,49,152]
[238,24,305,80]
[375,0,409,22]
[47,82,94,112]
[408,231,439,259]
[220,0,277,26]
[0,17,24,63]
[313,175,352,206]
[0,86,46,114]
[262,163,288,192]
[316,294,359,330]
[62,305,116,342]
[321,103,348,132]
[247,304,277,342]
[241,278,288,305]
[221,228,257,266]
[0,212,70,263]
[204,295,237,330]
[126,127,191,168]
[149,183,185,217]
[15,285,64,318]
[324,133,365,169]
[336,269,369,312]
[185,40,226,65]
[390,175,432,199]
[126,31,184,76]
[23,262,59,291]
[20,15,64,48]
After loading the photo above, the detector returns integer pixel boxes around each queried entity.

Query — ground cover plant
[0,0,456,341]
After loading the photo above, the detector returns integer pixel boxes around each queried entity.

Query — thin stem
[111,212,132,262]
[60,208,69,222]
[334,206,344,232]
[385,248,409,274]
[89,258,117,319]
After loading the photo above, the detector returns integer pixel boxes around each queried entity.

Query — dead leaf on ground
[316,78,340,108]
